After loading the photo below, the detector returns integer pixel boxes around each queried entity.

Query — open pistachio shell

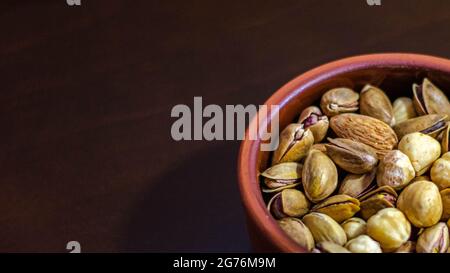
[416,222,449,253]
[278,218,315,252]
[338,169,377,198]
[393,97,417,125]
[360,84,395,126]
[298,106,329,143]
[359,186,398,220]
[261,162,302,190]
[271,124,314,165]
[316,241,351,253]
[320,87,359,117]
[441,189,450,221]
[267,189,310,219]
[430,152,450,190]
[311,194,360,223]
[393,114,447,140]
[441,122,450,153]
[303,212,347,246]
[413,78,450,117]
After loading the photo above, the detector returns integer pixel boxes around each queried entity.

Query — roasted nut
[359,186,398,220]
[393,114,447,140]
[311,194,360,223]
[377,150,415,190]
[393,97,417,125]
[397,181,443,228]
[325,138,378,174]
[278,218,315,252]
[360,85,395,126]
[341,217,367,240]
[338,169,377,198]
[267,189,310,219]
[413,78,450,117]
[298,106,329,143]
[345,235,382,253]
[366,208,411,251]
[416,222,449,253]
[394,241,416,253]
[398,132,441,176]
[316,241,351,253]
[271,124,314,164]
[430,152,450,190]
[320,87,359,117]
[302,150,338,203]
[441,189,450,221]
[441,122,450,153]
[261,162,302,192]
[412,175,431,183]
[303,212,347,246]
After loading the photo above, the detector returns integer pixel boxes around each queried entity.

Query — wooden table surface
[1,0,450,252]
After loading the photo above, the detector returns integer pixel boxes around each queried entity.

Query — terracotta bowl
[237,53,450,252]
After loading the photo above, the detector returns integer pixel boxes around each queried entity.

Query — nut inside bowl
[237,53,450,253]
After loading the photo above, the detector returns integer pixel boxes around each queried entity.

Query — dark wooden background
[1,0,450,252]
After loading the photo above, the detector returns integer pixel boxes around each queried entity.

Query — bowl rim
[237,53,450,252]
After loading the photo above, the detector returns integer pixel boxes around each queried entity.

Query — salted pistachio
[359,186,398,220]
[360,84,395,126]
[278,218,315,252]
[311,194,360,223]
[413,78,450,117]
[325,138,378,174]
[441,189,450,221]
[397,181,443,228]
[416,222,449,253]
[302,150,338,203]
[315,241,351,253]
[430,152,450,190]
[330,113,398,153]
[338,169,377,198]
[345,235,382,253]
[303,212,347,246]
[394,241,416,253]
[267,189,310,219]
[412,175,431,183]
[398,132,441,176]
[271,124,314,165]
[393,114,447,140]
[377,150,415,190]
[261,162,302,191]
[320,87,359,117]
[441,122,450,153]
[393,97,417,125]
[298,106,329,143]
[341,217,367,240]
[367,208,411,251]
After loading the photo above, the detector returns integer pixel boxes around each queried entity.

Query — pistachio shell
[303,212,347,246]
[411,175,431,183]
[325,138,378,174]
[359,186,398,220]
[345,234,382,253]
[360,85,395,126]
[271,124,314,165]
[302,150,338,203]
[441,122,450,153]
[320,88,359,117]
[267,189,310,219]
[341,217,367,240]
[261,162,302,190]
[398,132,441,176]
[298,106,329,143]
[430,152,450,190]
[441,189,450,221]
[311,194,360,223]
[316,241,351,253]
[261,182,301,193]
[413,78,450,117]
[366,208,411,251]
[376,150,415,190]
[393,114,447,140]
[394,241,416,253]
[338,169,377,198]
[416,222,449,253]
[393,97,417,125]
[278,218,315,251]
[397,181,443,228]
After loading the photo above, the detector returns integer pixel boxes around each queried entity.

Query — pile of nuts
[261,78,450,253]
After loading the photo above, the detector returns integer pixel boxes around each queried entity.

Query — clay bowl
[237,53,450,252]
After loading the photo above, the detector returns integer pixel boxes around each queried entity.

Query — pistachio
[416,222,449,253]
[278,218,315,252]
[345,234,382,253]
[267,189,310,219]
[376,150,415,190]
[397,181,443,228]
[303,212,347,246]
[311,143,327,153]
[311,194,360,223]
[261,162,302,191]
[330,113,398,153]
[393,97,417,125]
[394,241,416,253]
[316,241,351,253]
[398,132,441,176]
[359,186,398,220]
[366,208,411,251]
[341,217,367,240]
[393,114,447,140]
[338,169,377,198]
[271,124,314,165]
[298,106,329,143]
[411,175,431,183]
[320,87,359,117]
[413,78,450,117]
[302,150,338,203]
[430,152,450,190]
[360,85,395,126]
[325,138,378,174]
[441,189,450,221]
[441,122,450,153]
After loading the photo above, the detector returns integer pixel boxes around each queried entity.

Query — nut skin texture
[302,150,338,203]
[320,88,359,117]
[367,208,411,251]
[271,124,314,165]
[431,152,450,190]
[393,97,417,125]
[441,189,450,221]
[341,218,367,240]
[360,85,395,126]
[278,218,315,252]
[398,132,441,176]
[416,222,449,253]
[345,235,382,253]
[303,212,347,246]
[397,181,443,228]
[377,150,415,190]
